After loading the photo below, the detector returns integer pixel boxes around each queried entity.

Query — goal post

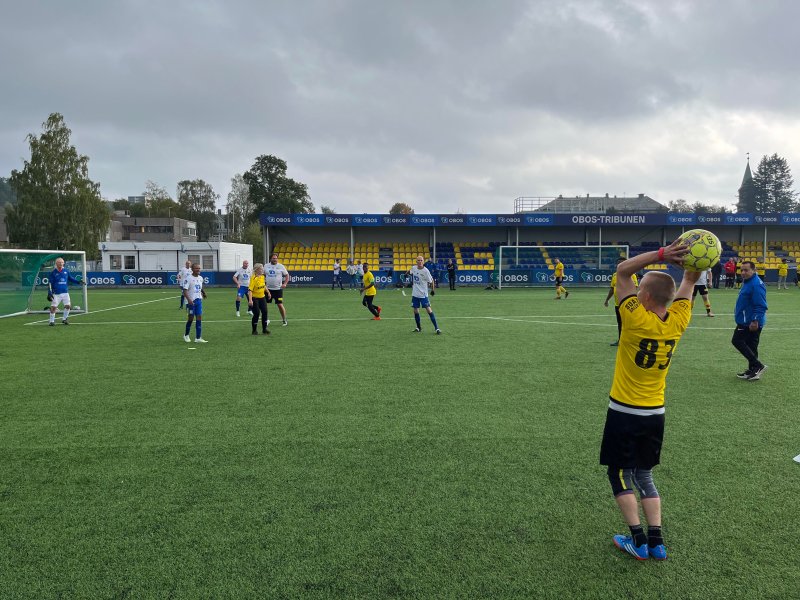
[0,249,88,318]
[495,245,629,289]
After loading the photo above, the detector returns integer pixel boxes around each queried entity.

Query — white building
[98,241,253,272]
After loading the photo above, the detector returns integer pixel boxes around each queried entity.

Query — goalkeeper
[48,257,86,326]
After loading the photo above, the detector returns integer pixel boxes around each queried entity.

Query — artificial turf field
[1,284,798,599]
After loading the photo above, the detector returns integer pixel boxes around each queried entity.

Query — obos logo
[457,274,484,283]
[581,272,593,283]
[90,276,117,285]
[503,273,529,283]
[123,275,165,285]
[536,272,550,283]
[374,275,392,284]
[169,274,178,284]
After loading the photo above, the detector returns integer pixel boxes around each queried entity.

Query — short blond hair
[253,262,264,273]
[641,271,676,306]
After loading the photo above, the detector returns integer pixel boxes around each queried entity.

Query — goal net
[0,249,88,318]
[495,245,629,289]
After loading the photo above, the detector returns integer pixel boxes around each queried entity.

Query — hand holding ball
[676,229,721,272]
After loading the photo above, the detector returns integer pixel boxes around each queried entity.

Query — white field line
[22,312,800,331]
[24,296,175,325]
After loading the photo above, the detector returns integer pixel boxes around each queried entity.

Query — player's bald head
[640,271,676,307]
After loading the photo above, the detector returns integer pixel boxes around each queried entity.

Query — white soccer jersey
[234,267,252,286]
[265,263,289,290]
[333,262,341,275]
[356,264,364,276]
[696,270,709,286]
[178,267,192,284]
[183,274,204,301]
[410,266,433,298]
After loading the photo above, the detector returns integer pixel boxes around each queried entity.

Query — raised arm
[615,238,690,300]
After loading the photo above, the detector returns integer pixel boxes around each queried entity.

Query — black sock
[648,525,663,548]
[629,525,646,547]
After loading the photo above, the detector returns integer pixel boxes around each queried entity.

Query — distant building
[515,193,667,214]
[106,216,198,243]
[98,241,252,272]
[128,195,146,204]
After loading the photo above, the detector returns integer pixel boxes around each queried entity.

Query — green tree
[320,205,336,214]
[225,173,253,240]
[0,177,17,206]
[752,153,798,212]
[389,202,414,214]
[242,221,265,263]
[667,199,691,213]
[243,155,313,215]
[177,179,218,240]
[5,113,109,255]
[690,202,729,213]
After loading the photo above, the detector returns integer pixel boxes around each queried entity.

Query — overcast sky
[2,0,799,213]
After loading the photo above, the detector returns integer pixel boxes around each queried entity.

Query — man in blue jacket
[732,261,768,381]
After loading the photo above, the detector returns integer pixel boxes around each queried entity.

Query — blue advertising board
[260,211,800,227]
[23,267,790,288]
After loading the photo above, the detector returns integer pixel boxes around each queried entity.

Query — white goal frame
[0,249,88,318]
[496,245,629,289]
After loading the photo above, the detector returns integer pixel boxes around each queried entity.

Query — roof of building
[527,194,666,214]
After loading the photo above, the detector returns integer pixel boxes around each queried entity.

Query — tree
[0,177,17,206]
[242,221,265,263]
[320,205,336,214]
[176,179,218,241]
[752,153,798,212]
[389,202,414,214]
[5,113,109,255]
[243,155,313,215]
[690,202,729,213]
[225,173,253,240]
[667,199,691,213]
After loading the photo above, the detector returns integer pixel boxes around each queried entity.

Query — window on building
[110,255,122,270]
[202,255,214,270]
[124,255,136,270]
[188,255,200,266]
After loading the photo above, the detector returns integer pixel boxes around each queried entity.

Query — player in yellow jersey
[247,263,271,335]
[603,257,638,346]
[600,238,701,561]
[360,262,381,320]
[553,258,569,299]
[777,258,789,290]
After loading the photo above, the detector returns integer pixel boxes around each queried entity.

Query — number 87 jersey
[609,294,692,411]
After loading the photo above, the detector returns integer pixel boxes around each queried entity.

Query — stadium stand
[273,238,798,274]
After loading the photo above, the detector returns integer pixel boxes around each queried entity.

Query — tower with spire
[737,154,756,213]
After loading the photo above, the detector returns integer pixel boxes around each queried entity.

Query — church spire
[737,154,755,212]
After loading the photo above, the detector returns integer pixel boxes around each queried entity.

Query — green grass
[1,285,799,598]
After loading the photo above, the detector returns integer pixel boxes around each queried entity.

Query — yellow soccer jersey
[554,263,564,277]
[248,275,267,299]
[778,263,788,277]
[363,271,377,296]
[609,295,691,409]
[610,273,638,305]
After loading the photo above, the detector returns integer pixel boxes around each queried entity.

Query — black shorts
[736,275,743,283]
[692,284,708,297]
[555,277,563,286]
[600,407,665,469]
[267,289,283,304]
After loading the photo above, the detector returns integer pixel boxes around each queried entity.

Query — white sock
[63,308,70,320]
[49,313,55,323]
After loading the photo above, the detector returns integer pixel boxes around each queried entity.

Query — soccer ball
[677,229,721,272]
